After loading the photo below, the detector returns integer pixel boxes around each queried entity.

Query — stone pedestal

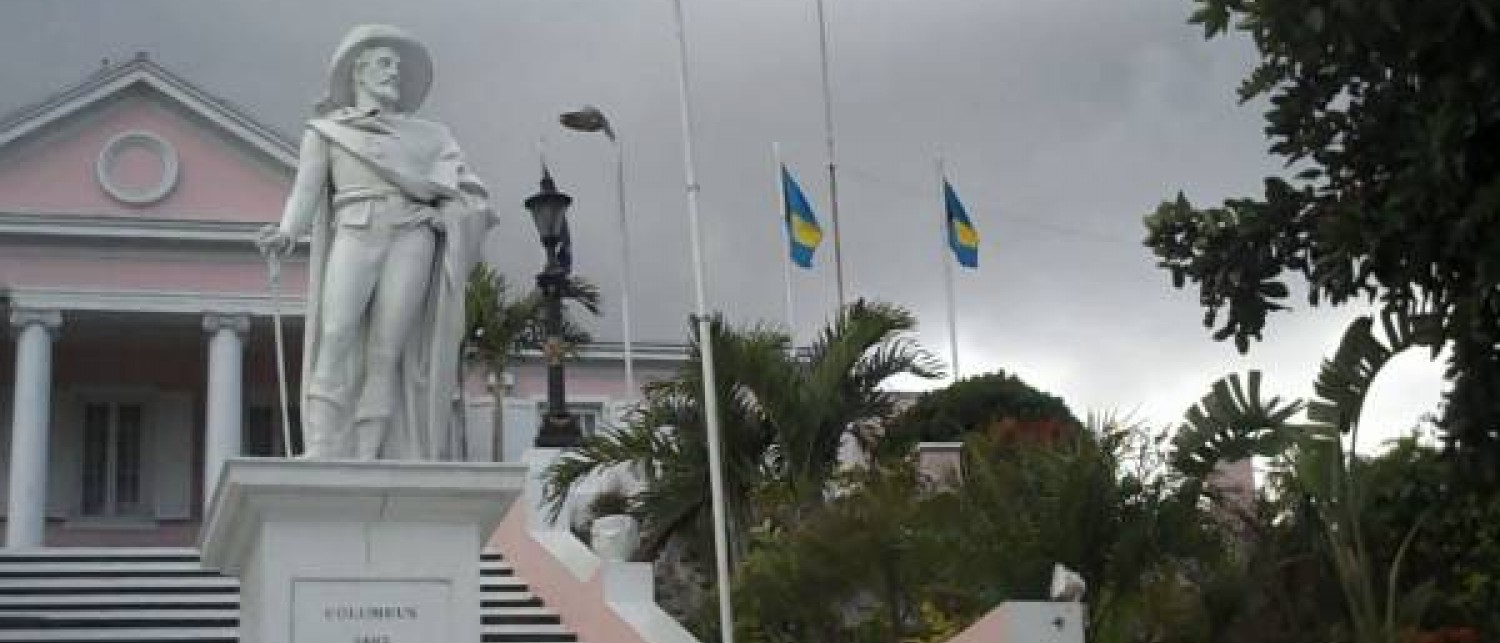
[200,458,526,643]
[989,602,1085,643]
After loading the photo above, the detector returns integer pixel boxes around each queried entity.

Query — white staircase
[0,548,579,642]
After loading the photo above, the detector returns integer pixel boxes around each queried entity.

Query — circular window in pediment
[96,130,179,205]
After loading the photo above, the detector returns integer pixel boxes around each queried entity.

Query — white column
[6,309,60,549]
[202,314,249,508]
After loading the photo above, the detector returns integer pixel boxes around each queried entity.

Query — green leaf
[1259,281,1290,299]
[1188,1,1232,38]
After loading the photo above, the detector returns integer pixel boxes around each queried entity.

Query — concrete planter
[590,514,640,562]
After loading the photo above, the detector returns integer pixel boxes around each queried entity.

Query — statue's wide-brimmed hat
[323,24,432,113]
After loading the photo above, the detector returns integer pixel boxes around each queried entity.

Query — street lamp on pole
[525,166,581,448]
[560,105,636,395]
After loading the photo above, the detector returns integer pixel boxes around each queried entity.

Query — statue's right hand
[256,224,294,257]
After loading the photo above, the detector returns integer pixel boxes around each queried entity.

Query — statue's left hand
[256,224,295,256]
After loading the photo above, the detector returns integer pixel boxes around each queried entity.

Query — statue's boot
[353,416,390,460]
[301,396,350,459]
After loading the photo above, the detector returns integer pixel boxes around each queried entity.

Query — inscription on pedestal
[292,580,451,643]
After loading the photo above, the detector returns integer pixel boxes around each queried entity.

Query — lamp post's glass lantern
[526,169,573,251]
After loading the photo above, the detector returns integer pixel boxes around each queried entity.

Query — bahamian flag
[944,179,979,268]
[781,165,824,268]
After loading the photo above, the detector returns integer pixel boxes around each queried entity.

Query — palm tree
[730,414,1230,643]
[753,300,943,511]
[543,299,940,570]
[731,461,938,643]
[464,263,601,460]
[1171,308,1444,643]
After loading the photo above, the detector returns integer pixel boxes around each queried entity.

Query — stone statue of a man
[257,24,494,460]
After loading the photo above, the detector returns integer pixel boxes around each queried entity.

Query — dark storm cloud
[0,0,1447,440]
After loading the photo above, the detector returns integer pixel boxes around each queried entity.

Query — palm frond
[541,421,676,520]
[1170,370,1304,480]
[1307,309,1441,436]
[562,276,603,315]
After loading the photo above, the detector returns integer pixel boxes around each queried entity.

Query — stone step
[0,609,562,625]
[0,549,509,562]
[482,635,579,643]
[482,622,575,635]
[0,614,236,629]
[482,632,579,643]
[0,559,516,575]
[0,581,536,596]
[0,548,200,560]
[483,595,547,609]
[481,563,517,575]
[0,562,221,577]
[484,605,558,619]
[0,594,237,608]
[0,627,237,641]
[0,591,543,607]
[0,609,240,621]
[0,549,578,643]
[0,577,238,592]
[480,580,531,593]
[0,603,556,615]
[483,613,564,626]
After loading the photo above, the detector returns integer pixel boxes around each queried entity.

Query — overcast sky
[0,0,1448,450]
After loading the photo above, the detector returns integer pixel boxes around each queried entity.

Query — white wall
[502,398,541,463]
[464,396,496,462]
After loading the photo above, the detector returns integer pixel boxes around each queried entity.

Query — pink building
[0,55,679,550]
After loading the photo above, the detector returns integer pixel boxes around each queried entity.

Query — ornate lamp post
[526,167,580,448]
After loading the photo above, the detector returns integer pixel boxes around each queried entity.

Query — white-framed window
[536,400,607,438]
[79,401,147,517]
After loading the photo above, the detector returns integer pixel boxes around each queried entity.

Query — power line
[838,162,1140,246]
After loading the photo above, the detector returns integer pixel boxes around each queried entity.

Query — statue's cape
[299,113,494,459]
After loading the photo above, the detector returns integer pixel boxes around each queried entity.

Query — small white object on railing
[1049,563,1086,602]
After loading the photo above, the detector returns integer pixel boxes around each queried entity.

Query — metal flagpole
[774,142,796,344]
[614,138,638,395]
[265,254,296,457]
[668,1,736,641]
[938,154,961,381]
[815,0,847,309]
